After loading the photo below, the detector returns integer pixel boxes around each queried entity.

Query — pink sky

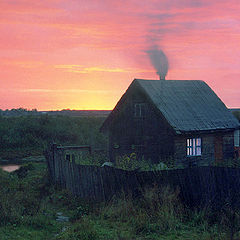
[0,0,239,110]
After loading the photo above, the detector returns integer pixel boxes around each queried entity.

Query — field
[0,110,240,239]
[0,113,108,162]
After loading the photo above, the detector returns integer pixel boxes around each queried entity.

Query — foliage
[220,204,240,240]
[72,152,107,166]
[115,153,175,171]
[1,112,240,239]
[0,163,50,226]
[115,153,152,171]
[1,164,239,239]
[0,108,38,117]
[0,115,107,160]
[0,163,77,239]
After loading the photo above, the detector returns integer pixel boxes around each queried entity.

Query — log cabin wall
[222,131,235,160]
[109,86,175,164]
[174,131,235,167]
[174,134,215,167]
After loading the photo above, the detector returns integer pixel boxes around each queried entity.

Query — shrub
[70,205,90,222]
[14,163,35,178]
[115,153,151,171]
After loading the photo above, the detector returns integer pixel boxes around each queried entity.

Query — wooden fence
[46,145,240,208]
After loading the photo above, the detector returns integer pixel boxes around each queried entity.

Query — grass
[1,162,240,239]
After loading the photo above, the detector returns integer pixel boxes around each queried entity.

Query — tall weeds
[99,185,184,237]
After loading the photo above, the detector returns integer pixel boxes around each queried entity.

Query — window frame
[187,138,202,156]
[134,103,146,118]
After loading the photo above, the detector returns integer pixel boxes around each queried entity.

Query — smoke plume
[146,46,169,80]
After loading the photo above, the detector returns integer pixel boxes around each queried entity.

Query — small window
[187,138,201,156]
[134,103,146,117]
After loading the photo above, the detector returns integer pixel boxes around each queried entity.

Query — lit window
[134,103,146,117]
[187,138,201,156]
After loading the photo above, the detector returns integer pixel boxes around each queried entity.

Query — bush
[115,153,151,171]
[14,163,35,178]
[70,205,90,222]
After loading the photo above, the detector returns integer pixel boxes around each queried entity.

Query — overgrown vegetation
[1,111,240,239]
[1,163,240,239]
[115,153,171,171]
[0,163,60,239]
[0,114,107,161]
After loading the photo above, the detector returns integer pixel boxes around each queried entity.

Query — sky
[0,0,240,110]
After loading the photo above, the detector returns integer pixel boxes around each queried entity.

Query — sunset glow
[1,0,239,110]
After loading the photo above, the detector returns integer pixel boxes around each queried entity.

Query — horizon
[1,106,240,112]
[1,1,239,110]
[0,108,113,111]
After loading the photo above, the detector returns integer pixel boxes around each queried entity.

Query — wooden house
[101,79,240,167]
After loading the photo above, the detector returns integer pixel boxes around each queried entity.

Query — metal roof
[135,79,239,132]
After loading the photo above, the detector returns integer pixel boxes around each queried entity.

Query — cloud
[8,88,120,94]
[0,59,44,68]
[54,65,129,73]
[54,64,153,74]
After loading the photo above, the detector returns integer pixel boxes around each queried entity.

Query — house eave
[176,127,237,135]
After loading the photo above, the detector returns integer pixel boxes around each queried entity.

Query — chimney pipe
[157,71,165,80]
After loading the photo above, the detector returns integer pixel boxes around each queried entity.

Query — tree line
[0,114,107,160]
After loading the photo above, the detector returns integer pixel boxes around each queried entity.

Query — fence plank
[46,148,240,207]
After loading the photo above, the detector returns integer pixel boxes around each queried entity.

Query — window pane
[134,103,146,117]
[187,139,192,147]
[187,138,202,156]
[187,148,190,155]
[196,146,201,155]
[193,139,196,155]
[196,138,201,146]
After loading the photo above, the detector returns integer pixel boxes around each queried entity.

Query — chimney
[157,71,165,80]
